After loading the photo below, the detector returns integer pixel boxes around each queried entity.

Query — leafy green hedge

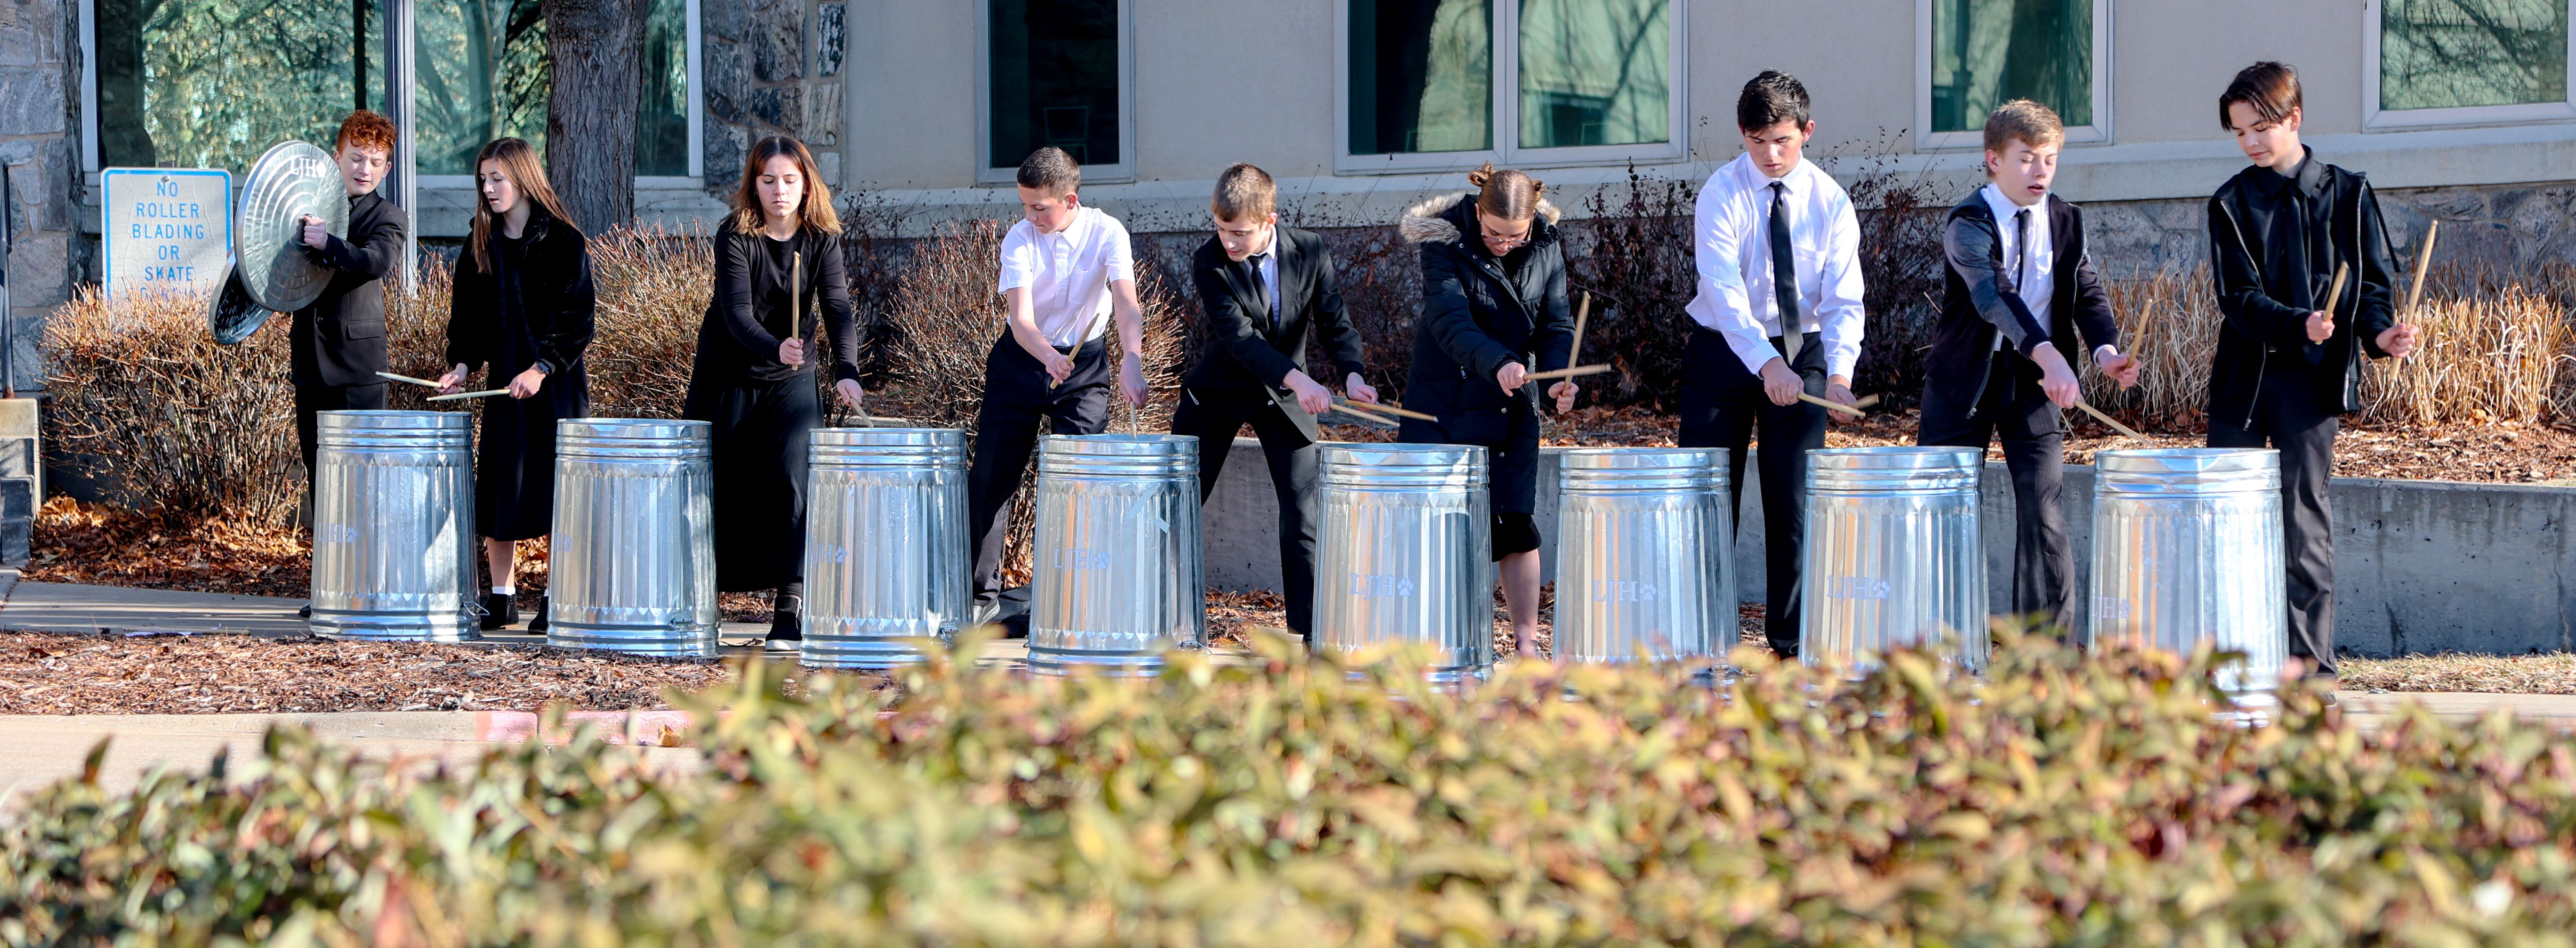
[6,632,2575,946]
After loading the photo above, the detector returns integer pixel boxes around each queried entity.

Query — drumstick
[376,371,445,389]
[1568,292,1592,366]
[1336,397,1436,422]
[2403,220,2440,318]
[2072,399,2142,438]
[789,251,803,342]
[427,388,511,402]
[1328,402,1401,426]
[2320,262,2348,322]
[1523,364,1614,381]
[1796,393,1864,417]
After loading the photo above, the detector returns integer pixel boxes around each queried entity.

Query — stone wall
[2080,183,2576,280]
[701,0,846,195]
[0,0,78,392]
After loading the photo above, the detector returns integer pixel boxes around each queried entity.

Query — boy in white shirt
[967,147,1151,627]
[1918,100,2139,631]
[1678,71,1866,658]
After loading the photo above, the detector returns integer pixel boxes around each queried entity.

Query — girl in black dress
[1394,166,1579,658]
[682,136,862,648]
[435,137,596,631]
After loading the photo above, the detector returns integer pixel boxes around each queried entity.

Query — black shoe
[765,611,803,651]
[480,593,519,631]
[527,598,549,633]
[298,603,312,619]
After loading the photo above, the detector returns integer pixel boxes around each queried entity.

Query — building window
[415,0,692,177]
[2368,0,2576,127]
[1517,0,1669,150]
[984,0,1131,182]
[93,0,387,171]
[90,0,693,178]
[1916,0,2109,149]
[1341,0,1682,172]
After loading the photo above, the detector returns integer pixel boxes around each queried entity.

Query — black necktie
[2013,207,2031,294]
[1248,252,1273,332]
[1768,181,1802,364]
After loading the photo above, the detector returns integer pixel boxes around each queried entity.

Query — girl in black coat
[1394,166,1578,657]
[682,136,863,647]
[436,137,596,631]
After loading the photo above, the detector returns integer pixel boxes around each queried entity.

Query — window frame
[1911,0,2114,152]
[78,0,706,182]
[2362,0,2576,130]
[974,0,1136,186]
[1333,0,1688,176]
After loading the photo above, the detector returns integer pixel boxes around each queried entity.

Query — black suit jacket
[1925,192,2120,414]
[290,190,408,388]
[1184,226,1367,440]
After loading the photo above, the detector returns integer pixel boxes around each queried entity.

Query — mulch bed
[0,632,732,714]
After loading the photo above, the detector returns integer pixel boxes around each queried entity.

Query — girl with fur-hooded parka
[1394,166,1577,656]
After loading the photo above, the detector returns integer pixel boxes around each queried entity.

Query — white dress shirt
[1683,152,1868,378]
[997,205,1137,347]
[1980,183,2055,349]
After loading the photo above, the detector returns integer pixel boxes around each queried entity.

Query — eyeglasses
[1483,229,1531,250]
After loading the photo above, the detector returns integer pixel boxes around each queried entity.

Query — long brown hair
[728,136,843,236]
[1466,163,1546,221]
[467,138,574,270]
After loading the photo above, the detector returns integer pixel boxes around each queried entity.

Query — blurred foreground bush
[6,634,2575,946]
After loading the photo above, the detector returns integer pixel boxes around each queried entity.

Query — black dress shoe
[765,610,803,651]
[527,598,549,633]
[298,603,312,619]
[480,593,519,631]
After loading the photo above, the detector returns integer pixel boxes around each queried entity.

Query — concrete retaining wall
[1202,438,2576,657]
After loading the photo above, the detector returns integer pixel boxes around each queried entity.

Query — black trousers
[1676,326,1826,655]
[2208,364,2341,675]
[296,381,388,493]
[967,336,1113,605]
[1918,355,2072,629]
[1171,387,1319,637]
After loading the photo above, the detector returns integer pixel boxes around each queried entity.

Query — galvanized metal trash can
[1801,446,1988,673]
[547,419,719,656]
[1314,444,1494,681]
[1029,434,1205,675]
[1553,448,1732,666]
[308,410,479,641]
[2087,448,2287,704]
[801,428,970,669]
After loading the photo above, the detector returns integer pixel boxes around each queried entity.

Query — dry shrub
[2363,285,2569,426]
[1570,165,1698,409]
[583,225,717,419]
[1312,225,1421,401]
[2090,268,2221,430]
[1842,147,1954,409]
[41,288,299,523]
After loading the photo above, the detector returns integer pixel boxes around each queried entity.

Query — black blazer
[2206,154,2399,426]
[290,190,407,388]
[692,227,861,386]
[1395,193,1575,440]
[1183,226,1367,437]
[444,211,596,381]
[1925,192,2119,413]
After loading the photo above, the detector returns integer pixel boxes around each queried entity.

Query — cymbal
[206,257,274,346]
[233,140,346,313]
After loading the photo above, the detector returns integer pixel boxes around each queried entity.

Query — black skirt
[683,371,823,591]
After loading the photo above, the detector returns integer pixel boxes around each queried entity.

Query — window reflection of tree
[97,0,379,171]
[2383,0,2568,111]
[416,0,549,175]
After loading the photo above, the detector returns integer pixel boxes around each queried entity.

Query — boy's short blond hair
[1982,99,2064,177]
[1017,147,1080,196]
[1211,163,1276,222]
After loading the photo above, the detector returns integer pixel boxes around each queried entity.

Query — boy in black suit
[1919,99,2139,630]
[291,110,410,617]
[1170,163,1377,640]
[2206,63,2421,679]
